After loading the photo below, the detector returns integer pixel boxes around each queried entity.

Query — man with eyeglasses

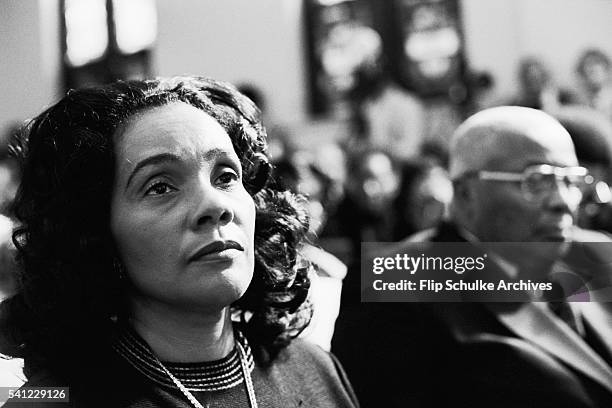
[334,106,612,408]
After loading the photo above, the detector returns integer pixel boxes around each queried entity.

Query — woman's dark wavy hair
[0,77,312,376]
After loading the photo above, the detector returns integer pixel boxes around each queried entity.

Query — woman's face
[110,102,256,312]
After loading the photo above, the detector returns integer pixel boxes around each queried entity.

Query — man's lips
[533,226,572,241]
[534,214,574,239]
[189,240,244,262]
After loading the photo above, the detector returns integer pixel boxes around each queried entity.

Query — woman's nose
[190,178,234,229]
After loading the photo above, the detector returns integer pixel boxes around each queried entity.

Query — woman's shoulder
[279,338,338,366]
[264,339,359,407]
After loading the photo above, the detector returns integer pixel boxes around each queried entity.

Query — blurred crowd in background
[241,45,612,313]
[4,42,612,309]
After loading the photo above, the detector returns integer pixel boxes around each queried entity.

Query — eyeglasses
[468,164,589,203]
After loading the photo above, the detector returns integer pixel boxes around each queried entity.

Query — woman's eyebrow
[200,148,241,170]
[125,153,181,190]
[201,147,231,162]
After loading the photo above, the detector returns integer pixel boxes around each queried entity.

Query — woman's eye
[216,169,239,186]
[144,181,175,196]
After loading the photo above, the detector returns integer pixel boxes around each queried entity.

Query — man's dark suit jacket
[332,222,612,408]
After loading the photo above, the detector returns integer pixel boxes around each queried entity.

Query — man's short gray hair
[449,106,576,179]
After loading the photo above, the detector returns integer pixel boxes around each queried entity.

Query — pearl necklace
[154,338,258,408]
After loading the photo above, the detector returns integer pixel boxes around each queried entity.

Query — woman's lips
[189,240,244,262]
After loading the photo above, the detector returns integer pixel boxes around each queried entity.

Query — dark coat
[333,222,612,408]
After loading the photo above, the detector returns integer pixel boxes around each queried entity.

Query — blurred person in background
[553,105,612,232]
[331,148,400,308]
[391,160,453,240]
[0,125,21,217]
[0,77,358,408]
[272,153,347,351]
[0,155,19,217]
[0,125,20,315]
[0,127,23,389]
[335,148,400,255]
[508,57,577,111]
[0,214,17,301]
[419,138,450,168]
[553,106,612,295]
[575,48,612,122]
[347,46,427,161]
[0,214,24,388]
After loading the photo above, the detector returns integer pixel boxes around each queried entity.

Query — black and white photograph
[1,0,612,406]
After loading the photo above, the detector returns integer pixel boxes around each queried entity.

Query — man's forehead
[450,107,578,177]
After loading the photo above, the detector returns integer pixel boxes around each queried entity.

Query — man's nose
[544,179,581,214]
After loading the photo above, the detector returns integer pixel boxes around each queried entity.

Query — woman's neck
[128,298,235,363]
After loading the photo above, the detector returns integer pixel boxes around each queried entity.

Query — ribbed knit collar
[112,323,255,392]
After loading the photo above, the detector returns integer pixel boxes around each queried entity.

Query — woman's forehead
[115,102,234,162]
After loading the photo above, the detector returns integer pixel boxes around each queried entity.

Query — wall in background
[154,0,308,124]
[462,0,612,99]
[0,0,61,135]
